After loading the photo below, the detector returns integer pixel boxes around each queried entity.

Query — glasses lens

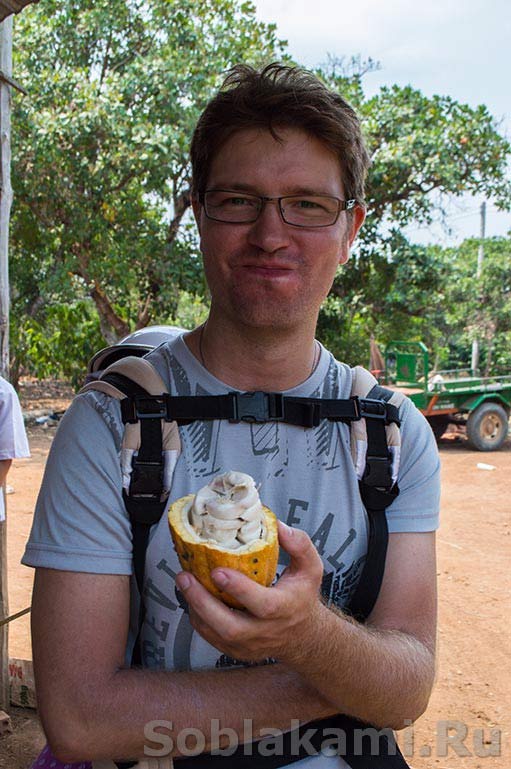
[280,196,340,226]
[204,191,260,222]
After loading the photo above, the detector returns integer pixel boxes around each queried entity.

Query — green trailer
[380,341,511,451]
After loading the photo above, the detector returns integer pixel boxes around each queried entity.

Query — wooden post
[0,15,12,380]
[0,15,13,711]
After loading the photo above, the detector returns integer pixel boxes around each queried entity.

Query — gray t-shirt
[23,336,440,768]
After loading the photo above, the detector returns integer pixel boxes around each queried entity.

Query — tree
[10,25,511,379]
[314,60,511,364]
[12,0,285,349]
[317,232,451,366]
[438,237,511,375]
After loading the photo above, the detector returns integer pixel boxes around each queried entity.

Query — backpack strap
[81,357,180,667]
[344,366,407,622]
[82,359,180,518]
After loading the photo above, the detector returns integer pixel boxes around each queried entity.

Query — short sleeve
[22,392,133,574]
[0,379,30,459]
[385,398,441,533]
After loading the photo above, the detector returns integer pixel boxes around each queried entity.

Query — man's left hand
[175,520,326,665]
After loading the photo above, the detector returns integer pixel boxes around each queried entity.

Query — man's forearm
[291,602,436,730]
[54,662,337,763]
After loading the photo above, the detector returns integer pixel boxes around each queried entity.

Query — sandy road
[2,423,510,769]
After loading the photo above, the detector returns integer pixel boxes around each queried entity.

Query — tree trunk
[136,292,153,330]
[484,322,496,377]
[167,187,191,244]
[75,245,130,343]
[90,281,130,344]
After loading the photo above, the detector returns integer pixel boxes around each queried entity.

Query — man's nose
[246,199,291,253]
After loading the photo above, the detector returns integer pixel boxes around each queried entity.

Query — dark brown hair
[190,63,370,204]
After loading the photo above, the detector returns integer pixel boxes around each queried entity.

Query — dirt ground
[1,378,510,768]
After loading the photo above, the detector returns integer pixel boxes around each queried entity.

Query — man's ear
[348,204,366,247]
[339,204,366,265]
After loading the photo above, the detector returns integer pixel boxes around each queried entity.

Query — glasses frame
[200,189,357,228]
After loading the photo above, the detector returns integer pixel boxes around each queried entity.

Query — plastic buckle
[121,396,138,424]
[363,456,393,488]
[121,395,172,424]
[355,397,388,422]
[134,395,168,419]
[230,391,284,423]
[129,458,164,498]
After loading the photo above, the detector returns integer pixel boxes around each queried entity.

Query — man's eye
[227,197,253,206]
[211,194,257,209]
[289,198,324,210]
[286,197,337,214]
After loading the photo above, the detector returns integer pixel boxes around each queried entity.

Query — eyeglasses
[200,189,357,228]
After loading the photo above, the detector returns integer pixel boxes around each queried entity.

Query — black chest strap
[105,371,400,431]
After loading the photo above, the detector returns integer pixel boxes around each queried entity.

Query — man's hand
[175,520,325,665]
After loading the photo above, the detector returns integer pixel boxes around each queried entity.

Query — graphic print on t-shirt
[140,351,367,672]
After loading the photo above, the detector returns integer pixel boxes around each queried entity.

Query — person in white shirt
[0,376,30,521]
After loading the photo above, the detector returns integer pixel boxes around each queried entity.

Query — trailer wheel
[428,416,450,441]
[466,402,509,451]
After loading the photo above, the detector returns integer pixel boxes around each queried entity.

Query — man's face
[193,126,365,331]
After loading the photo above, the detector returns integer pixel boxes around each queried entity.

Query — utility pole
[470,201,486,374]
[0,14,13,711]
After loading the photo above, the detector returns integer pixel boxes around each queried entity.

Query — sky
[253,0,511,246]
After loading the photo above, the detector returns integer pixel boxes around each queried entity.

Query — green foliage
[10,4,511,379]
[11,301,104,389]
[318,233,451,366]
[330,235,511,376]
[437,237,511,374]
[317,60,510,225]
[169,290,210,331]
[362,86,510,223]
[12,0,285,350]
[305,62,511,368]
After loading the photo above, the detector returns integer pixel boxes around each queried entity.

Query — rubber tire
[428,416,450,441]
[466,402,509,451]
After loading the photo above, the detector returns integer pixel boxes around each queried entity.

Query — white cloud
[254,0,511,119]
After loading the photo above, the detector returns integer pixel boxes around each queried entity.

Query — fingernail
[280,521,294,535]
[213,570,229,587]
[177,573,192,591]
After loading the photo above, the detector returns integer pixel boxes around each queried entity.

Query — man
[23,64,439,769]
[0,375,30,521]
